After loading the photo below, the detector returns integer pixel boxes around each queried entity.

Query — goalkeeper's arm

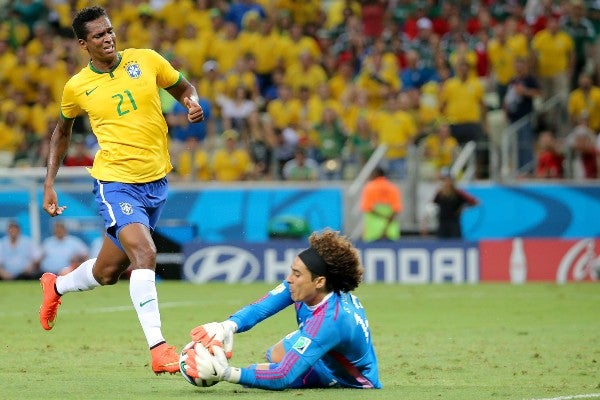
[227,281,294,333]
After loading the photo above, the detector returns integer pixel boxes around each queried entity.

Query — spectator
[531,15,574,103]
[305,83,343,128]
[279,23,321,70]
[359,166,402,242]
[250,18,280,95]
[400,49,436,90]
[63,135,94,167]
[197,60,226,129]
[560,0,597,90]
[272,126,300,179]
[566,121,598,179]
[344,115,377,172]
[282,148,319,181]
[265,84,302,131]
[424,170,479,239]
[421,119,459,180]
[225,0,266,31]
[167,95,212,161]
[355,46,401,109]
[207,21,240,74]
[440,58,486,147]
[12,0,49,36]
[211,129,253,181]
[29,85,59,137]
[247,129,273,180]
[311,107,347,176]
[40,221,88,275]
[222,53,260,100]
[535,130,565,179]
[216,85,260,141]
[568,71,600,133]
[504,57,541,173]
[173,23,205,78]
[328,60,355,102]
[284,49,327,95]
[408,16,436,70]
[487,22,528,105]
[0,220,42,280]
[174,136,211,181]
[0,109,25,161]
[373,93,417,180]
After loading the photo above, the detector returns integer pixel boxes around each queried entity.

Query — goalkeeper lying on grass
[185,229,381,390]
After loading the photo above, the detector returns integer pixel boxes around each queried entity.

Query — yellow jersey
[531,29,574,77]
[60,48,181,183]
[440,76,485,124]
[373,110,417,159]
[211,148,252,181]
[568,86,600,131]
[267,98,303,129]
[422,133,458,169]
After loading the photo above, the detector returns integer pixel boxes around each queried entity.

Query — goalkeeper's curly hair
[308,229,363,293]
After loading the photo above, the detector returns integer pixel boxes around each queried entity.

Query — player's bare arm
[43,118,74,217]
[166,77,204,123]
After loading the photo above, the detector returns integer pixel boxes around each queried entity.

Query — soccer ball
[179,341,219,387]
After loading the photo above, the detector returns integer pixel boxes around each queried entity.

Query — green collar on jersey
[89,52,122,78]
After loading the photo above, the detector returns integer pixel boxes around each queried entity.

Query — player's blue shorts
[265,330,338,388]
[92,177,168,252]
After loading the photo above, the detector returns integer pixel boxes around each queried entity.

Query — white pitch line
[526,393,600,400]
[79,301,200,313]
[0,300,202,318]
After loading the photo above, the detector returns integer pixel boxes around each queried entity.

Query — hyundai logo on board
[183,245,262,283]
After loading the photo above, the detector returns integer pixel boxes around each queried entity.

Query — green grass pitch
[0,281,598,400]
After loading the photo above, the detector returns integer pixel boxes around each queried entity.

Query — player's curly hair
[72,6,107,40]
[308,229,363,293]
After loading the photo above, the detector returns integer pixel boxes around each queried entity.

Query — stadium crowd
[1,0,600,181]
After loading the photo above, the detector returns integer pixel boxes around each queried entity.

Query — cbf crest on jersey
[125,61,142,79]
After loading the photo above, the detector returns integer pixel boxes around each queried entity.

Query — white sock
[55,258,101,295]
[129,269,165,348]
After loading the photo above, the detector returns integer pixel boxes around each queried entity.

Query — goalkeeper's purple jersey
[228,281,381,390]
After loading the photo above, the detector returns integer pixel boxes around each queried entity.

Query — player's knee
[124,243,157,267]
[93,263,126,285]
[94,272,121,286]
[266,341,286,363]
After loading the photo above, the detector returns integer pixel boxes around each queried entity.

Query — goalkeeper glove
[190,320,237,359]
[185,343,241,384]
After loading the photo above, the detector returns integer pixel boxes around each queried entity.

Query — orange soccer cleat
[151,343,180,375]
[39,272,62,331]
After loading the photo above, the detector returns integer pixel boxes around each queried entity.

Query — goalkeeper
[185,230,381,390]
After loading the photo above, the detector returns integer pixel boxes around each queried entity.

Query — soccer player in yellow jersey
[38,6,204,375]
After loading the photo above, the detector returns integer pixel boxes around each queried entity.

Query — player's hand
[190,320,236,359]
[43,187,66,217]
[184,344,222,382]
[184,96,204,123]
[185,344,240,383]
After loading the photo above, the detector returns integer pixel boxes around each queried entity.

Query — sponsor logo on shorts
[119,202,134,215]
[292,336,311,354]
